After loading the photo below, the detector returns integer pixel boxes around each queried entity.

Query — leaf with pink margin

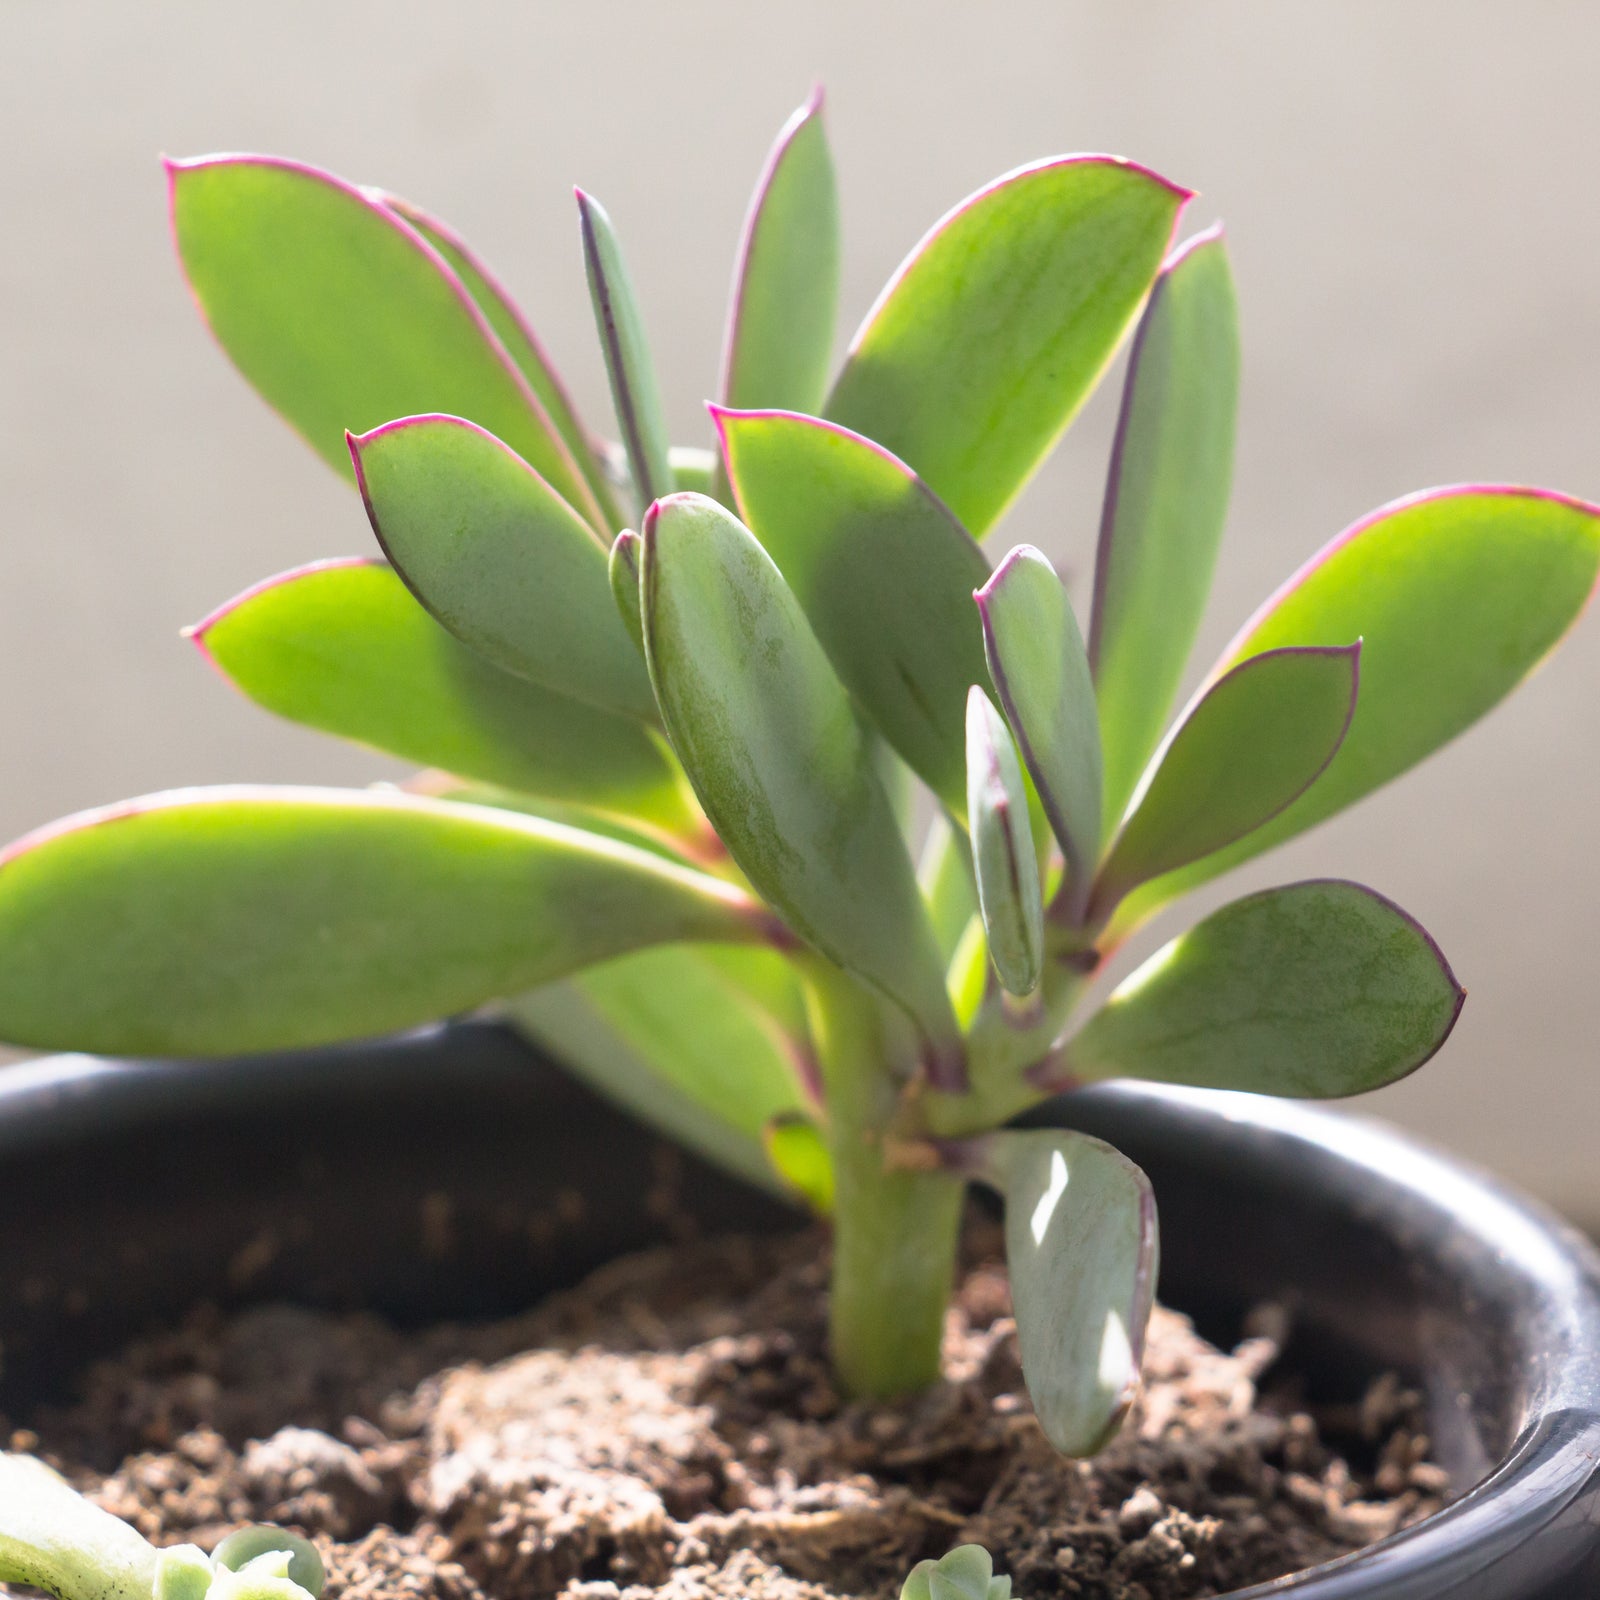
[826,156,1190,537]
[1109,487,1600,937]
[1068,880,1464,1097]
[0,787,776,1057]
[979,1127,1157,1456]
[718,87,840,420]
[976,547,1101,921]
[166,155,603,528]
[349,414,655,721]
[378,190,626,532]
[1093,644,1359,912]
[1091,228,1240,828]
[715,407,990,811]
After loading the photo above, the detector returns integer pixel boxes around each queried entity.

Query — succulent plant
[0,1453,321,1600]
[0,92,1594,1456]
[901,1544,1010,1600]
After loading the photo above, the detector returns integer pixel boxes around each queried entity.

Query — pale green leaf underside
[351,414,655,720]
[0,1452,158,1600]
[1091,230,1240,827]
[641,493,958,1059]
[1075,879,1463,1096]
[1114,488,1600,933]
[718,408,990,810]
[167,156,599,525]
[0,788,764,1056]
[826,156,1187,537]
[966,687,1043,997]
[1096,645,1357,906]
[720,88,840,418]
[978,546,1102,903]
[195,560,689,829]
[983,1128,1156,1456]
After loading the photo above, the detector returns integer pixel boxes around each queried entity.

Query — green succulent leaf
[376,191,625,532]
[0,788,772,1056]
[640,492,961,1075]
[826,156,1189,536]
[0,1453,159,1600]
[1073,879,1464,1096]
[669,445,720,495]
[1095,644,1359,909]
[166,155,602,528]
[719,86,840,419]
[1114,487,1600,933]
[608,528,647,658]
[763,1112,836,1213]
[1091,227,1240,826]
[919,812,979,965]
[715,407,991,809]
[211,1531,323,1600]
[192,559,690,829]
[976,546,1101,917]
[577,189,675,512]
[980,1128,1157,1457]
[349,414,654,720]
[966,687,1043,998]
[509,942,811,1195]
[901,1545,1011,1600]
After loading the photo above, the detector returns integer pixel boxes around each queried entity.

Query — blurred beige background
[2,4,1597,1213]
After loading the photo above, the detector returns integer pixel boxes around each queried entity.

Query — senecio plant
[0,90,1594,1501]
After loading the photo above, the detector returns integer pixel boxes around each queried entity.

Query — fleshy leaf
[919,813,979,965]
[577,189,674,512]
[1071,880,1464,1095]
[1094,644,1359,909]
[764,1113,835,1213]
[1114,487,1600,932]
[902,1546,1010,1600]
[376,191,624,532]
[0,787,771,1056]
[966,687,1043,997]
[669,446,719,495]
[716,408,990,809]
[976,547,1101,918]
[166,155,601,527]
[1091,228,1240,826]
[608,529,647,658]
[640,493,960,1071]
[349,415,654,720]
[190,560,690,830]
[0,1453,159,1600]
[212,1530,323,1599]
[826,156,1189,536]
[980,1129,1157,1456]
[718,87,840,418]
[509,942,811,1195]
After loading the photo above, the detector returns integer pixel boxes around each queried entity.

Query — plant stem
[802,958,966,1398]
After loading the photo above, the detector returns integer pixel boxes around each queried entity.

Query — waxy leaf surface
[641,494,958,1060]
[350,415,654,718]
[578,190,674,511]
[826,157,1188,536]
[608,529,646,658]
[0,788,767,1056]
[984,1129,1156,1456]
[379,192,624,531]
[764,1113,835,1213]
[167,156,599,524]
[0,1453,158,1600]
[1074,880,1463,1096]
[977,547,1101,913]
[1096,645,1358,905]
[511,942,811,1196]
[902,1546,1011,1600]
[1115,488,1600,930]
[1091,229,1240,826]
[717,408,990,808]
[966,688,1043,997]
[719,88,840,418]
[192,560,687,827]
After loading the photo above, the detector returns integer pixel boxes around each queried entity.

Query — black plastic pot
[0,1022,1597,1598]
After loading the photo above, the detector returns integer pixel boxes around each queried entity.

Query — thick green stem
[802,959,966,1399]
